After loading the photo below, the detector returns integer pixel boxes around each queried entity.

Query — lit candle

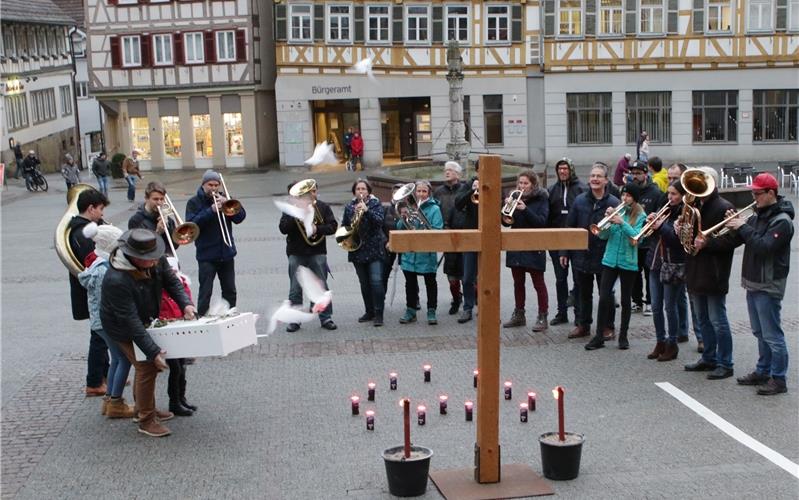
[389,372,398,391]
[527,391,537,411]
[473,369,479,388]
[350,395,360,416]
[519,403,529,423]
[366,410,375,431]
[504,381,513,400]
[367,382,376,401]
[439,395,448,415]
[423,364,432,383]
[464,400,473,421]
[553,386,565,441]
[417,405,427,425]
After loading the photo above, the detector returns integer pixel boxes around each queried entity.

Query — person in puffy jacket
[349,132,364,170]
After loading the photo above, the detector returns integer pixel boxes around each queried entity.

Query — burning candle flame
[439,395,448,401]
[365,410,375,417]
[504,381,512,387]
[464,400,473,407]
[351,396,359,402]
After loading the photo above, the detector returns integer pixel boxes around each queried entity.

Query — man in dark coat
[433,161,467,316]
[67,188,110,396]
[10,138,24,179]
[453,165,480,324]
[91,152,111,197]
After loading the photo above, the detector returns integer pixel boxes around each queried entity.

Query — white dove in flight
[266,301,317,335]
[305,141,338,166]
[296,265,332,313]
[352,57,377,83]
[274,199,315,238]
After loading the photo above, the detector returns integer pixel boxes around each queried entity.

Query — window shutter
[512,5,523,42]
[692,0,704,34]
[354,6,364,42]
[625,0,637,34]
[236,29,246,62]
[204,31,216,63]
[314,4,324,42]
[393,6,403,43]
[432,6,443,43]
[108,0,118,5]
[776,0,788,31]
[585,0,596,36]
[543,0,555,37]
[173,33,184,64]
[666,0,679,34]
[139,0,150,4]
[140,35,151,67]
[110,35,120,68]
[275,4,287,41]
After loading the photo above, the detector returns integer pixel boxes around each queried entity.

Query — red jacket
[350,135,364,156]
[160,275,193,320]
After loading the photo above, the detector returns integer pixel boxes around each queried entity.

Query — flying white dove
[304,141,338,166]
[296,265,332,313]
[265,300,317,335]
[352,57,377,83]
[274,199,315,238]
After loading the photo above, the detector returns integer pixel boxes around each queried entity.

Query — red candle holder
[528,391,536,411]
[365,410,375,430]
[439,395,448,415]
[473,369,479,388]
[464,400,473,421]
[367,382,376,401]
[351,395,360,416]
[389,372,398,390]
[519,403,529,423]
[417,405,427,425]
[423,364,431,383]
[504,381,512,400]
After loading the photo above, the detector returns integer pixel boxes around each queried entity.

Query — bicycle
[24,166,49,192]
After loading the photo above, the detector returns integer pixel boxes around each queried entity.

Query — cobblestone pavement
[2,168,798,499]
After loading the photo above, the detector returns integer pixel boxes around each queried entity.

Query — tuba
[335,195,366,252]
[55,184,97,276]
[290,179,325,246]
[392,182,431,229]
[678,168,716,255]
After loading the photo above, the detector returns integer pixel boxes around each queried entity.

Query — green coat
[598,208,646,271]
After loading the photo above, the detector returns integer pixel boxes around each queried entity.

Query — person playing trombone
[129,182,177,256]
[186,170,247,316]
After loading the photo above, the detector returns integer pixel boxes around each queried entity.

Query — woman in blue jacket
[397,181,444,325]
[586,183,647,350]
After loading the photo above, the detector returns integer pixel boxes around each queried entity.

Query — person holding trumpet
[186,170,247,317]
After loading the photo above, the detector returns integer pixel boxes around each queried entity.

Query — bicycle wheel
[38,174,48,192]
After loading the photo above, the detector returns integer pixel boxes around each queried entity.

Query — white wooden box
[135,312,257,361]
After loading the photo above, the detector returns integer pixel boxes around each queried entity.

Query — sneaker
[631,303,642,313]
[286,323,300,333]
[756,378,787,395]
[85,384,107,397]
[457,310,473,324]
[321,321,338,331]
[643,304,652,316]
[736,371,770,386]
[399,308,417,324]
[427,308,437,325]
[706,367,734,380]
[138,419,171,438]
[132,409,174,424]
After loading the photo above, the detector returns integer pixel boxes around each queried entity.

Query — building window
[559,0,583,36]
[184,33,204,64]
[367,5,391,43]
[567,93,612,144]
[31,88,57,124]
[707,0,732,32]
[59,85,72,116]
[162,116,181,158]
[328,5,351,43]
[130,117,151,159]
[153,34,173,66]
[223,112,244,157]
[56,28,66,54]
[639,0,664,34]
[75,82,89,98]
[486,5,510,42]
[600,0,624,35]
[216,30,236,61]
[3,27,16,58]
[193,114,213,158]
[463,95,471,144]
[37,28,47,56]
[692,90,738,142]
[406,5,430,43]
[121,35,141,67]
[72,35,86,58]
[748,0,773,32]
[446,5,470,43]
[753,90,798,142]
[15,28,28,58]
[791,0,799,31]
[483,95,503,145]
[626,92,671,144]
[5,94,29,131]
[27,29,38,58]
[290,4,313,41]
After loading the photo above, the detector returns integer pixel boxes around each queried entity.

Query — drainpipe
[68,26,82,167]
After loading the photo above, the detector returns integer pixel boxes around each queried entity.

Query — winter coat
[122,157,142,178]
[78,258,110,332]
[684,190,736,295]
[564,190,620,275]
[614,157,631,186]
[279,199,337,256]
[505,187,549,271]
[91,157,110,177]
[186,186,247,262]
[633,180,663,250]
[61,162,81,184]
[652,169,668,192]
[397,197,444,274]
[67,215,99,320]
[129,205,178,257]
[350,136,364,156]
[434,181,466,228]
[435,181,467,276]
[454,179,478,229]
[343,131,354,148]
[730,197,795,299]
[645,203,686,271]
[100,253,190,360]
[598,206,646,271]
[342,195,386,264]
[547,171,587,229]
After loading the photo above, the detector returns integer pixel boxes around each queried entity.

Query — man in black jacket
[453,172,479,323]
[101,229,195,437]
[68,188,110,396]
[279,179,338,332]
[129,181,177,257]
[547,158,587,325]
[434,161,467,315]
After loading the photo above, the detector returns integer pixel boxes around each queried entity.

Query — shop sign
[3,80,24,95]
[311,85,352,96]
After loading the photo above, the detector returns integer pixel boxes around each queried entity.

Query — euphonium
[335,195,366,252]
[55,184,97,276]
[631,201,671,246]
[501,190,523,225]
[589,204,627,235]
[392,182,431,229]
[678,168,716,255]
[290,179,325,246]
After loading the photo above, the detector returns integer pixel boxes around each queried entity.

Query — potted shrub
[539,386,584,480]
[382,398,433,497]
[110,153,126,179]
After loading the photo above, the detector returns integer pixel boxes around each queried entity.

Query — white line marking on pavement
[656,382,799,479]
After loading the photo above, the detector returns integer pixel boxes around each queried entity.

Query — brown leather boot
[106,398,136,418]
[137,419,171,437]
[568,325,590,339]
[101,396,110,415]
[503,308,526,328]
[647,342,666,359]
[657,343,679,361]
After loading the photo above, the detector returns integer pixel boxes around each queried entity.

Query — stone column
[118,99,131,156]
[445,41,469,165]
[240,92,259,168]
[145,98,164,170]
[177,96,195,169]
[359,97,383,168]
[207,95,226,169]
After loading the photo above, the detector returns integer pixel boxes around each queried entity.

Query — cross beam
[388,155,587,484]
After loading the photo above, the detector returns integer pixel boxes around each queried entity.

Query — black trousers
[197,259,236,316]
[403,270,437,310]
[597,266,637,337]
[632,247,651,306]
[575,270,616,330]
[166,358,187,404]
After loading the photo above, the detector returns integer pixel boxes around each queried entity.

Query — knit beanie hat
[202,169,221,185]
[621,182,642,202]
[83,222,124,260]
[444,161,463,174]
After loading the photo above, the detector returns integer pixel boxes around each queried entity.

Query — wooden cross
[389,155,587,484]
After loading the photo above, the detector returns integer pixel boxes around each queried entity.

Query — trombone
[213,174,241,247]
[157,194,201,257]
[501,190,523,225]
[698,201,756,240]
[589,204,627,235]
[630,201,671,246]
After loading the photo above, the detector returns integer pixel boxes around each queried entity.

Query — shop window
[692,90,738,143]
[130,117,151,159]
[184,33,204,64]
[600,0,623,35]
[640,0,665,34]
[162,116,182,158]
[753,90,798,142]
[707,0,732,32]
[290,4,313,41]
[487,5,510,42]
[559,0,582,36]
[406,5,430,43]
[748,0,773,32]
[447,5,470,43]
[368,5,391,43]
[567,93,612,144]
[216,31,236,61]
[223,113,244,157]
[626,92,671,144]
[153,34,173,66]
[193,114,213,157]
[483,95,504,145]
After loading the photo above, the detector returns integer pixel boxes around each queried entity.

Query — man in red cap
[725,173,794,395]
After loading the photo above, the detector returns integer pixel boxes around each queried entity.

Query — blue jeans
[746,291,788,380]
[650,270,680,344]
[462,252,477,311]
[126,176,137,201]
[96,175,110,196]
[549,251,579,318]
[94,329,132,397]
[353,260,385,316]
[197,259,237,316]
[87,329,110,388]
[288,254,332,323]
[691,294,733,369]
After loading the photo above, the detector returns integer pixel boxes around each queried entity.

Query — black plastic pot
[382,445,433,497]
[539,432,584,481]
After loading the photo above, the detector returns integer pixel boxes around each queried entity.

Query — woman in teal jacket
[397,181,444,325]
[586,182,647,351]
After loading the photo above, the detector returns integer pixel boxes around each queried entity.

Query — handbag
[659,244,685,285]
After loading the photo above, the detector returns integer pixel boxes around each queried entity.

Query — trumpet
[157,194,201,257]
[630,202,671,246]
[699,201,756,239]
[392,182,431,229]
[589,204,627,235]
[501,190,523,225]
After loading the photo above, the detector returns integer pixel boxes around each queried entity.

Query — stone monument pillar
[445,41,470,165]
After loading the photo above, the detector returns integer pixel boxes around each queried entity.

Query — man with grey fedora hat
[100,228,196,437]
